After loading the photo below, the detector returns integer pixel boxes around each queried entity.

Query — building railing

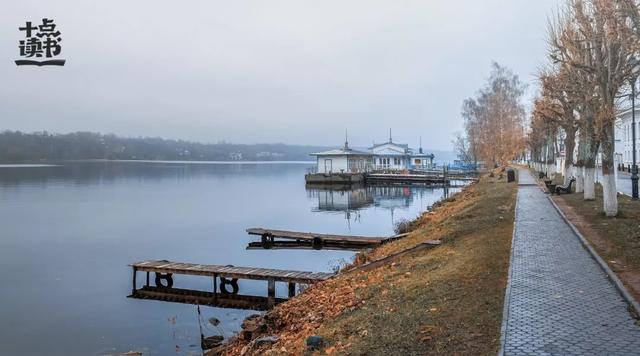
[307,163,480,176]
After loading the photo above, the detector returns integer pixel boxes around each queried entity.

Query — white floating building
[307,139,372,183]
[370,132,434,171]
[410,146,436,170]
[306,131,436,184]
[369,138,410,170]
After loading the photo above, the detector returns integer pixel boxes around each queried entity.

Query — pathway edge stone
[548,196,640,319]
[497,186,519,356]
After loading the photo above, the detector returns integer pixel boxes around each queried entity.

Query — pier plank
[129,286,287,311]
[246,228,391,245]
[246,241,368,251]
[130,260,334,284]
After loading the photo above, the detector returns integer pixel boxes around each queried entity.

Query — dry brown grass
[219,170,517,355]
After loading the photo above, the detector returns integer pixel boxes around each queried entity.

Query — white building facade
[310,142,372,174]
[410,147,435,169]
[616,108,640,167]
[369,141,411,170]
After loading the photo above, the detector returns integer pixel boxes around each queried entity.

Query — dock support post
[145,272,150,287]
[132,267,137,295]
[213,274,218,301]
[267,278,276,307]
[288,282,296,298]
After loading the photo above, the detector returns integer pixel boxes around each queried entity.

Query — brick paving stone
[501,169,640,356]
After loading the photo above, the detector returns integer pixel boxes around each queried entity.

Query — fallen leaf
[420,325,436,334]
[325,346,336,354]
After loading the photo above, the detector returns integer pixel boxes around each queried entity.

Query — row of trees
[0,131,328,163]
[530,0,640,217]
[455,63,527,168]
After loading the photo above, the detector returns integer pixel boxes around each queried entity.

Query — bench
[554,178,575,195]
[541,177,557,193]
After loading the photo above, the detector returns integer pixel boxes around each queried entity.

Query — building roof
[368,141,409,150]
[310,147,372,156]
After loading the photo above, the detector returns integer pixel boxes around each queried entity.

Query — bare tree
[549,0,639,215]
[574,0,636,215]
[531,95,561,176]
[452,132,475,164]
[527,104,548,171]
[461,63,526,167]
[539,70,581,184]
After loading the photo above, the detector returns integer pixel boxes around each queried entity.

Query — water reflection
[307,184,373,212]
[0,160,305,187]
[307,183,452,228]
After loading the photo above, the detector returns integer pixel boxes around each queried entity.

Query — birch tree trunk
[581,109,599,200]
[546,134,556,176]
[601,122,618,216]
[563,126,576,185]
[583,137,599,201]
[575,129,585,193]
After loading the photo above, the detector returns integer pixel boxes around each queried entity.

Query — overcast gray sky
[1,0,560,150]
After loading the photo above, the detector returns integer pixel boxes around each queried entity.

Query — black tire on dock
[220,277,239,294]
[312,236,324,250]
[155,273,174,288]
[261,234,274,244]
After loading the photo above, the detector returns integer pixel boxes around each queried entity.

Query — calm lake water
[0,161,459,355]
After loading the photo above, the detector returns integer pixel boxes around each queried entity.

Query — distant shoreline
[0,164,61,168]
[0,159,315,166]
[88,159,315,164]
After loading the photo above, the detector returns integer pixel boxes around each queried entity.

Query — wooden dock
[363,170,478,185]
[246,228,407,248]
[130,286,286,311]
[365,173,450,184]
[246,241,368,251]
[129,260,333,308]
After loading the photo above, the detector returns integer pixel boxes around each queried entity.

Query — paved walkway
[501,169,640,355]
[517,168,537,185]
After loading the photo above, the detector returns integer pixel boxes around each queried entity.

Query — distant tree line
[0,131,328,163]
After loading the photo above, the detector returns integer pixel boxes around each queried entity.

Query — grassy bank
[553,186,640,302]
[219,170,517,355]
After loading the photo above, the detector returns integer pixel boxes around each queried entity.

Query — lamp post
[631,66,639,199]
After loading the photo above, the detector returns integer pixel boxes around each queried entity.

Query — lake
[0,161,459,355]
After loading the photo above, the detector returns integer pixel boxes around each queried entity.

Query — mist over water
[0,161,458,355]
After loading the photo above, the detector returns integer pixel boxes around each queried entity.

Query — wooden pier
[130,286,287,311]
[129,260,333,308]
[246,228,407,248]
[365,173,450,185]
[246,241,368,251]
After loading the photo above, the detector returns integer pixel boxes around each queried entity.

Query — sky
[0,0,561,150]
